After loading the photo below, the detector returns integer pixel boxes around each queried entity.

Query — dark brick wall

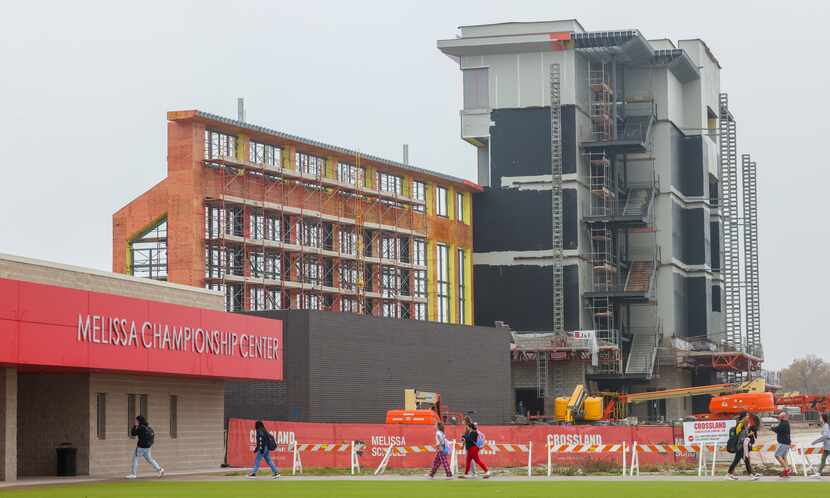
[226,311,512,425]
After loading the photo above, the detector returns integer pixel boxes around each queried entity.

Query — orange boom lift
[386,389,464,425]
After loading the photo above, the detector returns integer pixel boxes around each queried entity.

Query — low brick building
[0,253,282,481]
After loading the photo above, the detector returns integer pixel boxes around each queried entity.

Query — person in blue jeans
[248,420,280,479]
[126,415,164,479]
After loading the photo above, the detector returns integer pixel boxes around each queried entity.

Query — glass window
[341,297,359,313]
[249,141,282,169]
[413,238,426,266]
[127,394,148,438]
[169,395,178,439]
[457,249,466,324]
[337,162,364,186]
[130,218,167,281]
[456,192,464,222]
[414,303,427,321]
[295,152,326,176]
[411,181,426,212]
[381,234,399,260]
[382,301,400,318]
[435,186,448,217]
[339,228,357,255]
[296,220,321,248]
[381,266,400,298]
[204,129,237,160]
[340,262,358,290]
[436,244,450,323]
[376,171,403,195]
[96,393,106,440]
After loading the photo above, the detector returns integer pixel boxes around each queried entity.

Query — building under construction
[438,20,763,420]
[113,109,478,324]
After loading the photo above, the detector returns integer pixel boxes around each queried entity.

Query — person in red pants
[459,419,490,478]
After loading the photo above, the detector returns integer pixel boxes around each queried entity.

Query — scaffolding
[742,154,762,359]
[719,94,742,354]
[582,60,659,378]
[202,130,429,317]
[545,62,563,399]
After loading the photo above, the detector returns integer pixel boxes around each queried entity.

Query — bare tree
[779,355,830,394]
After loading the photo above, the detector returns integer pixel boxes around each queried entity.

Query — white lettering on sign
[547,434,603,446]
[77,313,279,359]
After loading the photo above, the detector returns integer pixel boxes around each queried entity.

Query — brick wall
[89,373,224,477]
[0,368,17,481]
[17,373,90,477]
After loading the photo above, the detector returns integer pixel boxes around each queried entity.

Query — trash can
[56,444,77,476]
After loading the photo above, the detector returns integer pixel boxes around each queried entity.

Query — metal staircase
[625,332,659,377]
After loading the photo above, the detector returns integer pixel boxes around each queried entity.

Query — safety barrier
[546,435,629,477]
[270,442,364,475]
[375,441,534,476]
[693,443,821,478]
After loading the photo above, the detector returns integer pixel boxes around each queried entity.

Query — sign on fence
[682,420,736,444]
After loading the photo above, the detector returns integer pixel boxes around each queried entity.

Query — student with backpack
[247,420,280,479]
[726,413,760,481]
[458,419,490,479]
[126,415,164,479]
[426,422,453,479]
[811,412,830,479]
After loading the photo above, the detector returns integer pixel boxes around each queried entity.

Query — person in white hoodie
[426,422,452,479]
[812,412,830,479]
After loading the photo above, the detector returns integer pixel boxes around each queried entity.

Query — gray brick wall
[230,310,513,425]
[89,373,225,477]
[17,373,90,477]
[0,368,17,481]
[511,359,586,415]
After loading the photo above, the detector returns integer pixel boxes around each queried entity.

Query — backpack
[726,426,737,454]
[144,426,155,448]
[475,431,485,448]
[267,432,277,451]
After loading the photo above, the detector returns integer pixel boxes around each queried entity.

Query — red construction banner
[227,418,683,470]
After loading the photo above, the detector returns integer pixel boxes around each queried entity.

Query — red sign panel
[0,277,282,380]
[227,419,681,469]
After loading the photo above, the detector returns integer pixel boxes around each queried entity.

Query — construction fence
[226,418,688,471]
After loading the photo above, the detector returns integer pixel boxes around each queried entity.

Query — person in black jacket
[247,420,280,479]
[458,420,489,479]
[126,415,164,479]
[771,411,793,478]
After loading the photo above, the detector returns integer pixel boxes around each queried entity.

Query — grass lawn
[1,481,827,498]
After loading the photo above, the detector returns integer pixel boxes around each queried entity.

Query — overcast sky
[0,1,826,370]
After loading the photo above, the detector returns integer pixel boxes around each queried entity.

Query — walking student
[459,419,490,479]
[770,411,793,478]
[727,413,761,481]
[248,420,280,479]
[811,412,830,479]
[126,415,164,479]
[426,422,453,479]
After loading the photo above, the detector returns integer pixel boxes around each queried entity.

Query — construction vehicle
[385,389,465,425]
[553,379,770,423]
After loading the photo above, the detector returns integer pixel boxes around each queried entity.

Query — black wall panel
[472,188,577,252]
[226,311,512,425]
[710,221,721,271]
[489,106,577,187]
[686,277,708,336]
[473,264,578,332]
[672,204,705,266]
[670,130,705,197]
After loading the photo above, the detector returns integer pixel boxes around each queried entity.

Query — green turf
[0,481,827,498]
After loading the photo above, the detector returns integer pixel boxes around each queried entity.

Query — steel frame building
[439,20,763,419]
[114,110,479,324]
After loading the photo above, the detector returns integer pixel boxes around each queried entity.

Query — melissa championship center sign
[0,277,283,380]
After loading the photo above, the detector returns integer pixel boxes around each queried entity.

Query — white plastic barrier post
[374,444,393,475]
[621,441,627,477]
[449,441,458,476]
[697,444,706,477]
[628,442,640,477]
[710,442,718,477]
[547,435,553,477]
[292,443,303,475]
[527,441,533,477]
[350,441,360,475]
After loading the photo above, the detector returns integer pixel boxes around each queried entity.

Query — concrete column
[0,367,17,482]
